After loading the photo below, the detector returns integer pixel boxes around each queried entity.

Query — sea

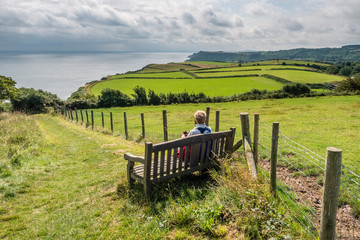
[0,51,191,100]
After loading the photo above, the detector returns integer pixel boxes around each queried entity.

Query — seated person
[182,110,212,138]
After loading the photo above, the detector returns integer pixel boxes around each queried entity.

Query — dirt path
[259,158,359,239]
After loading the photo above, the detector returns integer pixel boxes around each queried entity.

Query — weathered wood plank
[124,153,145,164]
[159,150,165,177]
[172,147,177,174]
[166,149,171,175]
[152,130,232,152]
[153,151,159,180]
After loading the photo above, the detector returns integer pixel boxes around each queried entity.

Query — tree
[0,75,18,101]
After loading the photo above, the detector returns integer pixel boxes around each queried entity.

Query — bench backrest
[143,128,235,182]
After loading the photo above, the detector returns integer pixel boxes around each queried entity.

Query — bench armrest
[124,153,145,164]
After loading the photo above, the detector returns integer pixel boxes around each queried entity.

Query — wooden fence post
[320,147,342,240]
[80,109,84,124]
[110,112,113,134]
[86,110,89,126]
[124,112,128,140]
[75,109,78,123]
[91,110,94,130]
[270,122,279,197]
[162,110,168,141]
[253,113,260,166]
[141,113,145,139]
[215,110,220,132]
[240,113,257,179]
[206,107,210,126]
[101,112,104,128]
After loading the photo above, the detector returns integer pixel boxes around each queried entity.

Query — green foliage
[187,45,360,63]
[148,89,161,105]
[132,85,147,105]
[337,74,360,92]
[11,88,62,114]
[97,88,132,108]
[65,95,97,109]
[282,83,311,96]
[0,75,18,101]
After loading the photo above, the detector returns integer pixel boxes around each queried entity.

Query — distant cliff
[187,45,360,63]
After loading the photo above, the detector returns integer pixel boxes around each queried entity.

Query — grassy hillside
[0,113,312,239]
[88,60,344,97]
[90,76,284,97]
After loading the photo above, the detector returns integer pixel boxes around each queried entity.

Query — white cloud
[0,0,359,51]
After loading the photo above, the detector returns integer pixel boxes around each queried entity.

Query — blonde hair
[194,110,206,124]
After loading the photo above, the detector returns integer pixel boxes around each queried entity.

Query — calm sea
[0,52,191,100]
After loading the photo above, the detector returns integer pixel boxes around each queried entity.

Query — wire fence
[61,108,359,238]
[259,119,360,239]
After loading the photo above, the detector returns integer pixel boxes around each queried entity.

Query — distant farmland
[88,60,344,97]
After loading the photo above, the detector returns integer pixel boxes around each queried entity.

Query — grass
[0,113,313,239]
[110,72,192,79]
[266,70,344,83]
[84,95,360,173]
[80,95,360,214]
[89,60,343,97]
[90,76,284,97]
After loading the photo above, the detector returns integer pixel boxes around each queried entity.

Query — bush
[148,89,161,105]
[12,88,62,114]
[337,74,360,92]
[65,96,97,109]
[282,83,311,96]
[132,86,147,105]
[97,88,132,108]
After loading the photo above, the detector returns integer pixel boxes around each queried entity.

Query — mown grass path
[2,115,148,239]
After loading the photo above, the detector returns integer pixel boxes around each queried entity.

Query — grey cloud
[183,12,196,25]
[203,10,232,27]
[281,19,303,31]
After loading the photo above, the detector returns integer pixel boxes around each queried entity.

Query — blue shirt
[188,124,212,136]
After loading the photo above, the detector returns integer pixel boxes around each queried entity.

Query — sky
[1,0,359,52]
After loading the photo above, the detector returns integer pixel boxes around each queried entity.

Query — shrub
[282,83,311,96]
[12,88,62,114]
[97,88,132,108]
[148,89,161,105]
[132,86,147,105]
[65,96,97,109]
[337,74,360,92]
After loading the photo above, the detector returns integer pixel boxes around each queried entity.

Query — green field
[90,76,284,97]
[89,60,344,97]
[85,95,360,174]
[266,70,344,83]
[110,71,192,79]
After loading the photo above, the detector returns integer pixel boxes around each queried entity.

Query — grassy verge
[1,113,315,239]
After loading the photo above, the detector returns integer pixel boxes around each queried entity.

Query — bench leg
[127,162,135,186]
[144,181,151,195]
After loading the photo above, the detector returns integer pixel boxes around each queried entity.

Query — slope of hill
[187,45,360,63]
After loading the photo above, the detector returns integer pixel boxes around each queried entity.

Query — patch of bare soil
[259,158,359,239]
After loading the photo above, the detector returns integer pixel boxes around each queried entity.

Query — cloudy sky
[1,0,359,52]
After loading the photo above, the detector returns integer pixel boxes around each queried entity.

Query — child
[182,110,212,138]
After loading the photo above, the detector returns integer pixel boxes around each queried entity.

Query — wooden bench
[124,128,236,195]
